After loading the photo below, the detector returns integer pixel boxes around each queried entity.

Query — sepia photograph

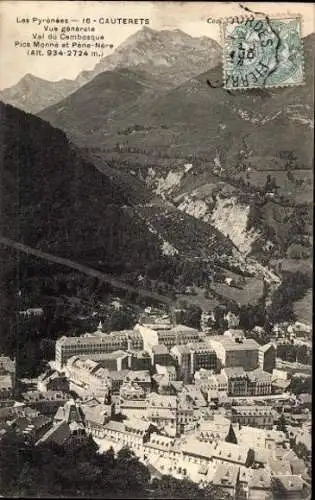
[0,2,313,498]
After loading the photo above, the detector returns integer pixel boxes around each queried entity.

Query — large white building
[135,323,203,351]
[206,335,259,371]
[55,330,143,368]
[65,356,111,397]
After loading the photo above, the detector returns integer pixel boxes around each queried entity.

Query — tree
[150,475,202,499]
[182,305,202,329]
[203,484,234,500]
[277,413,288,434]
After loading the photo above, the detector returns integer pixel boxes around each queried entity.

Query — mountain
[0,101,173,275]
[76,27,222,87]
[39,68,161,143]
[41,33,314,168]
[0,74,80,114]
[1,28,221,114]
[0,101,249,310]
[38,34,314,266]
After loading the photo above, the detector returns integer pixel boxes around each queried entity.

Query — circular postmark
[223,17,303,89]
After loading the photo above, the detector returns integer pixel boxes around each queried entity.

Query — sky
[0,1,314,90]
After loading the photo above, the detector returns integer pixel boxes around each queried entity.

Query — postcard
[0,2,313,498]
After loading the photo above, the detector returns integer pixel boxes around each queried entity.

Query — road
[0,236,172,306]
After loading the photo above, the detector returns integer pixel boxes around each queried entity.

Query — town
[0,304,312,499]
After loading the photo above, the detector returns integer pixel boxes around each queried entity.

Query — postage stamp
[222,16,304,89]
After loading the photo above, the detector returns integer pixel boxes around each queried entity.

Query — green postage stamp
[223,16,304,89]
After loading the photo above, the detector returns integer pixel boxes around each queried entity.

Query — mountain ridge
[0,27,221,113]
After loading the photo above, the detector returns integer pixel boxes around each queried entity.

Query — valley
[0,26,313,361]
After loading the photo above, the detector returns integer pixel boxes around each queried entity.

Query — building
[224,367,248,397]
[212,463,239,498]
[98,350,129,372]
[120,381,146,401]
[272,475,306,500]
[170,345,192,383]
[198,414,234,443]
[287,425,312,454]
[207,336,259,371]
[155,364,177,382]
[176,396,195,434]
[231,406,274,429]
[224,312,240,329]
[181,436,216,469]
[5,414,53,445]
[152,373,172,394]
[55,330,144,368]
[119,399,148,420]
[180,438,252,469]
[247,369,272,396]
[151,344,172,367]
[147,393,177,437]
[247,468,272,500]
[170,342,217,381]
[144,432,181,463]
[124,371,152,394]
[65,356,111,397]
[135,323,203,351]
[0,356,16,402]
[235,426,289,455]
[129,351,152,371]
[182,385,207,408]
[0,374,14,403]
[37,399,87,449]
[194,369,228,396]
[102,420,156,453]
[37,371,69,393]
[188,342,217,373]
[125,330,144,351]
[109,370,130,393]
[271,368,291,394]
[81,402,112,438]
[211,441,254,467]
[200,311,215,333]
[0,356,15,374]
[21,391,71,415]
[258,343,276,373]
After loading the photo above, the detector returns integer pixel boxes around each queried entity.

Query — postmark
[222,16,304,89]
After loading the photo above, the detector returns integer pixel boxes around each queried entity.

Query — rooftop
[232,406,273,416]
[36,420,71,446]
[0,374,13,390]
[57,332,129,346]
[212,463,239,486]
[147,393,177,409]
[247,468,271,489]
[108,370,130,381]
[274,474,304,492]
[152,344,169,354]
[224,367,246,378]
[187,342,215,353]
[208,336,259,351]
[0,356,15,374]
[259,342,276,352]
[124,370,151,383]
[247,368,272,383]
[170,344,191,355]
[212,441,249,464]
[181,437,216,460]
[169,325,200,335]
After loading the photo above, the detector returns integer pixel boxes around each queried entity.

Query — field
[176,288,220,311]
[270,258,313,277]
[237,169,313,204]
[293,289,312,325]
[211,277,263,306]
